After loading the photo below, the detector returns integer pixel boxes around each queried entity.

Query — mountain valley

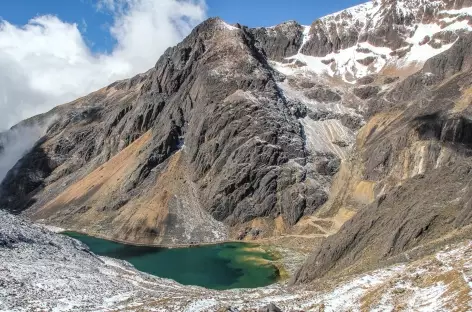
[3,0,472,310]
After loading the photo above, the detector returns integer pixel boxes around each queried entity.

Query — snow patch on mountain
[222,21,238,31]
[271,0,472,83]
[298,25,311,52]
[444,7,472,15]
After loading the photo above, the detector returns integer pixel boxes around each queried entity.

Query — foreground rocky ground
[1,211,472,312]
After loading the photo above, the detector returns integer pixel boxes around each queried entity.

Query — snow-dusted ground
[1,211,472,311]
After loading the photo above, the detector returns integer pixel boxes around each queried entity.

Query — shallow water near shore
[62,232,279,290]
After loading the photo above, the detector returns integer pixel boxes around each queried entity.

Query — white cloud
[0,0,207,130]
[0,0,206,185]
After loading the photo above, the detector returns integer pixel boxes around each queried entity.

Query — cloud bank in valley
[0,0,207,130]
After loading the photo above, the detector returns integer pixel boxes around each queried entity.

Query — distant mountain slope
[294,27,472,284]
[275,0,472,82]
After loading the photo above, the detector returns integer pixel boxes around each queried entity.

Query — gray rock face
[248,21,304,61]
[258,303,283,312]
[300,18,358,57]
[304,87,342,103]
[353,85,381,100]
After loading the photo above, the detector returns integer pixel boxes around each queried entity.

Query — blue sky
[0,0,366,53]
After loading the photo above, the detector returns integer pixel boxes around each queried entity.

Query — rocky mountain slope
[293,10,472,284]
[0,18,348,244]
[2,0,472,306]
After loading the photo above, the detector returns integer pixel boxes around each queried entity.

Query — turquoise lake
[62,232,280,290]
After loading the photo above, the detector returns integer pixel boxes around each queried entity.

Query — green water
[62,232,279,290]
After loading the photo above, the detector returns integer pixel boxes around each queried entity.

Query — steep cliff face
[2,0,472,253]
[0,18,342,244]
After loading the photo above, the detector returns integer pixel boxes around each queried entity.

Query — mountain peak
[269,0,472,83]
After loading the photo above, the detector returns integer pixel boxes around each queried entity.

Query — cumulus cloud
[0,0,206,185]
[0,0,207,130]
